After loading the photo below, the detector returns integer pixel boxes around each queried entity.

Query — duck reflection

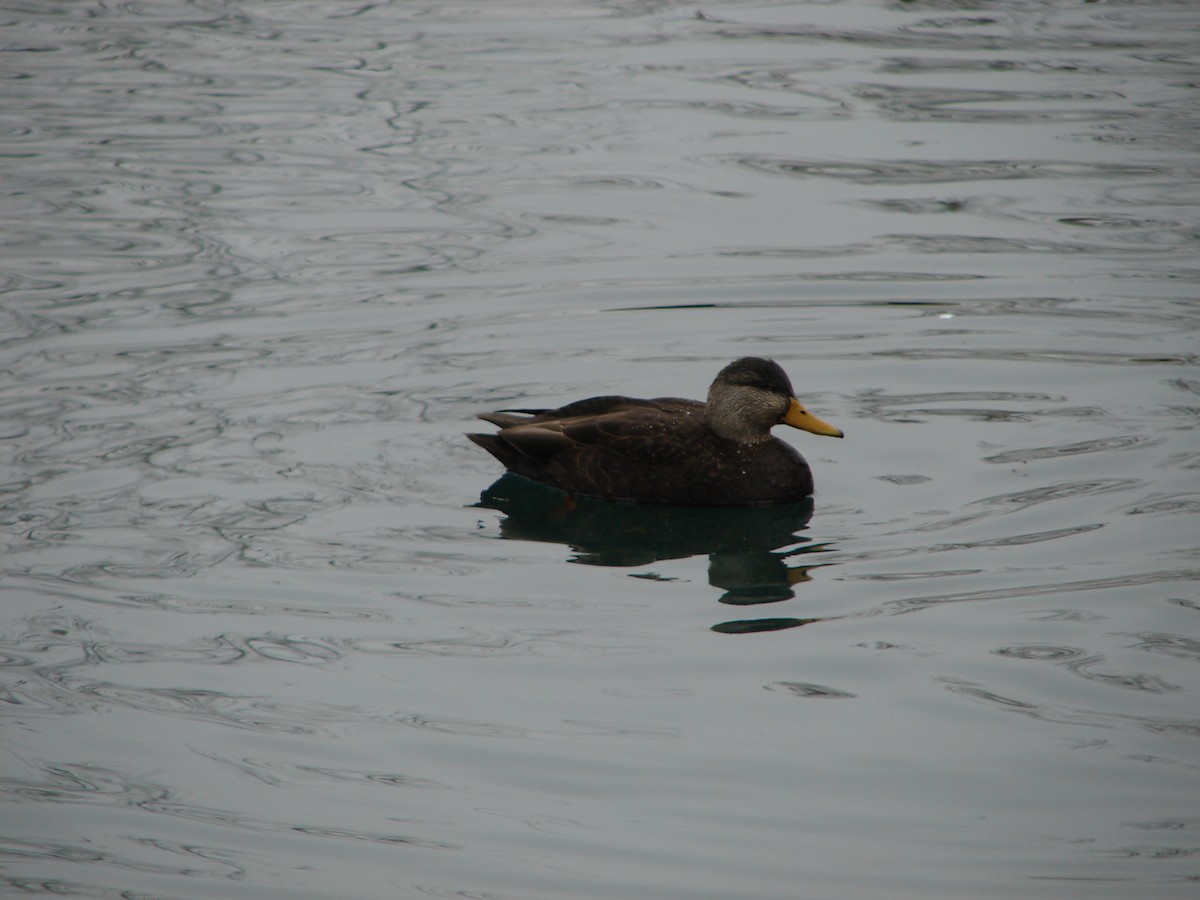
[475,475,834,632]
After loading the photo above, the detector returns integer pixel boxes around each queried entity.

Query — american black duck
[467,357,843,506]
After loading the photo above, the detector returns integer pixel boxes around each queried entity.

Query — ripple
[1026,609,1107,623]
[861,389,1060,406]
[872,348,1194,366]
[1126,633,1200,662]
[412,885,524,899]
[709,20,1149,53]
[86,638,246,667]
[0,834,247,880]
[71,681,361,736]
[882,569,1200,616]
[1104,845,1200,860]
[939,678,1200,736]
[242,635,342,664]
[892,233,1149,257]
[975,479,1142,511]
[856,388,1069,424]
[725,155,1166,186]
[394,712,677,744]
[929,524,1105,551]
[995,646,1182,694]
[853,82,1127,123]
[1125,818,1200,832]
[875,474,932,485]
[848,569,982,583]
[1166,378,1200,396]
[1069,669,1181,694]
[889,405,1035,423]
[766,682,857,699]
[212,499,321,542]
[996,645,1087,662]
[985,435,1155,464]
[26,468,143,501]
[127,592,390,621]
[876,56,1116,78]
[1123,494,1200,516]
[144,802,454,850]
[349,627,644,660]
[194,750,452,792]
[0,762,169,810]
[56,552,213,587]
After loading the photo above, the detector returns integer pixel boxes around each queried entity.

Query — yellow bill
[782,397,843,438]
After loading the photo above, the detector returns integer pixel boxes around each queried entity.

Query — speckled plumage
[467,358,842,507]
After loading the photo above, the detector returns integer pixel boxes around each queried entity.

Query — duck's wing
[478,396,682,430]
[491,400,706,464]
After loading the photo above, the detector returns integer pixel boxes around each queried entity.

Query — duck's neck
[706,390,769,444]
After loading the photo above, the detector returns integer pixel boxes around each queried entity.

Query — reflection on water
[476,473,830,630]
[477,473,818,568]
[2,0,1199,898]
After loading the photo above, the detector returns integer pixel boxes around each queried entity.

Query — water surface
[2,1,1198,898]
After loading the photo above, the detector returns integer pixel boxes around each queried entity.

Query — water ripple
[1126,634,1200,662]
[394,712,678,744]
[940,678,1200,738]
[0,763,161,818]
[0,834,247,880]
[872,347,1194,366]
[725,155,1170,186]
[350,627,651,660]
[195,752,451,792]
[976,479,1143,511]
[766,682,857,699]
[995,645,1182,693]
[854,82,1127,124]
[709,18,1156,53]
[0,762,452,851]
[1122,494,1200,517]
[60,680,361,736]
[879,569,1200,617]
[927,524,1106,552]
[985,435,1156,464]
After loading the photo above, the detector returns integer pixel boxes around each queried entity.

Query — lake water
[2,1,1198,897]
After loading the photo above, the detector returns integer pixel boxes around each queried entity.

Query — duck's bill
[783,397,844,438]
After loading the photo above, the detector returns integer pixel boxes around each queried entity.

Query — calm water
[2,1,1199,897]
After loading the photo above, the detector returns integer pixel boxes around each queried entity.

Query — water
[2,1,1198,897]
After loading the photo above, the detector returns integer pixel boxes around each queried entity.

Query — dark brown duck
[467,357,843,506]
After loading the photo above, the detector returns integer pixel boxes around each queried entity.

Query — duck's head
[706,357,844,444]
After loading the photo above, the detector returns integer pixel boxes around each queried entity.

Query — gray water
[2,1,1198,897]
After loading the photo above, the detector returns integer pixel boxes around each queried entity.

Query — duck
[467,357,842,506]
